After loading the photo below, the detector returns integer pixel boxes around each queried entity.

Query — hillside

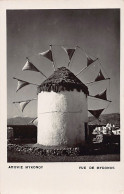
[89,113,120,126]
[7,113,120,126]
[7,117,34,125]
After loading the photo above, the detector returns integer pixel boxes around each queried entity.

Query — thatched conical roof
[37,67,89,94]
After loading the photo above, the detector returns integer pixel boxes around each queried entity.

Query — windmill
[13,45,111,146]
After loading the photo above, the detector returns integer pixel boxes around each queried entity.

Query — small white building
[37,67,89,147]
[112,129,120,135]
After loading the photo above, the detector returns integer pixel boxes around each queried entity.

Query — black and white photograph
[0,1,124,194]
[7,9,120,162]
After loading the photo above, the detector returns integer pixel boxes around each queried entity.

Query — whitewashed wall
[38,90,88,146]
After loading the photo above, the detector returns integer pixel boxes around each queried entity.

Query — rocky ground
[7,143,120,162]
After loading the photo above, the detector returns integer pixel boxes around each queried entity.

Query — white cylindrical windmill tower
[37,67,89,147]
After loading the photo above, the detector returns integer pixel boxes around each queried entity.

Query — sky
[7,9,120,118]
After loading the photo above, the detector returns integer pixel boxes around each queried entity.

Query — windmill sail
[76,55,98,76]
[39,49,53,62]
[39,46,56,71]
[87,56,97,66]
[88,109,104,119]
[13,77,31,92]
[13,98,36,112]
[19,100,31,112]
[62,47,75,61]
[22,58,40,72]
[22,58,47,78]
[95,70,105,82]
[86,69,106,85]
[29,117,38,126]
[13,100,30,112]
[13,77,38,92]
[16,80,30,92]
[94,89,107,101]
[81,47,98,66]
